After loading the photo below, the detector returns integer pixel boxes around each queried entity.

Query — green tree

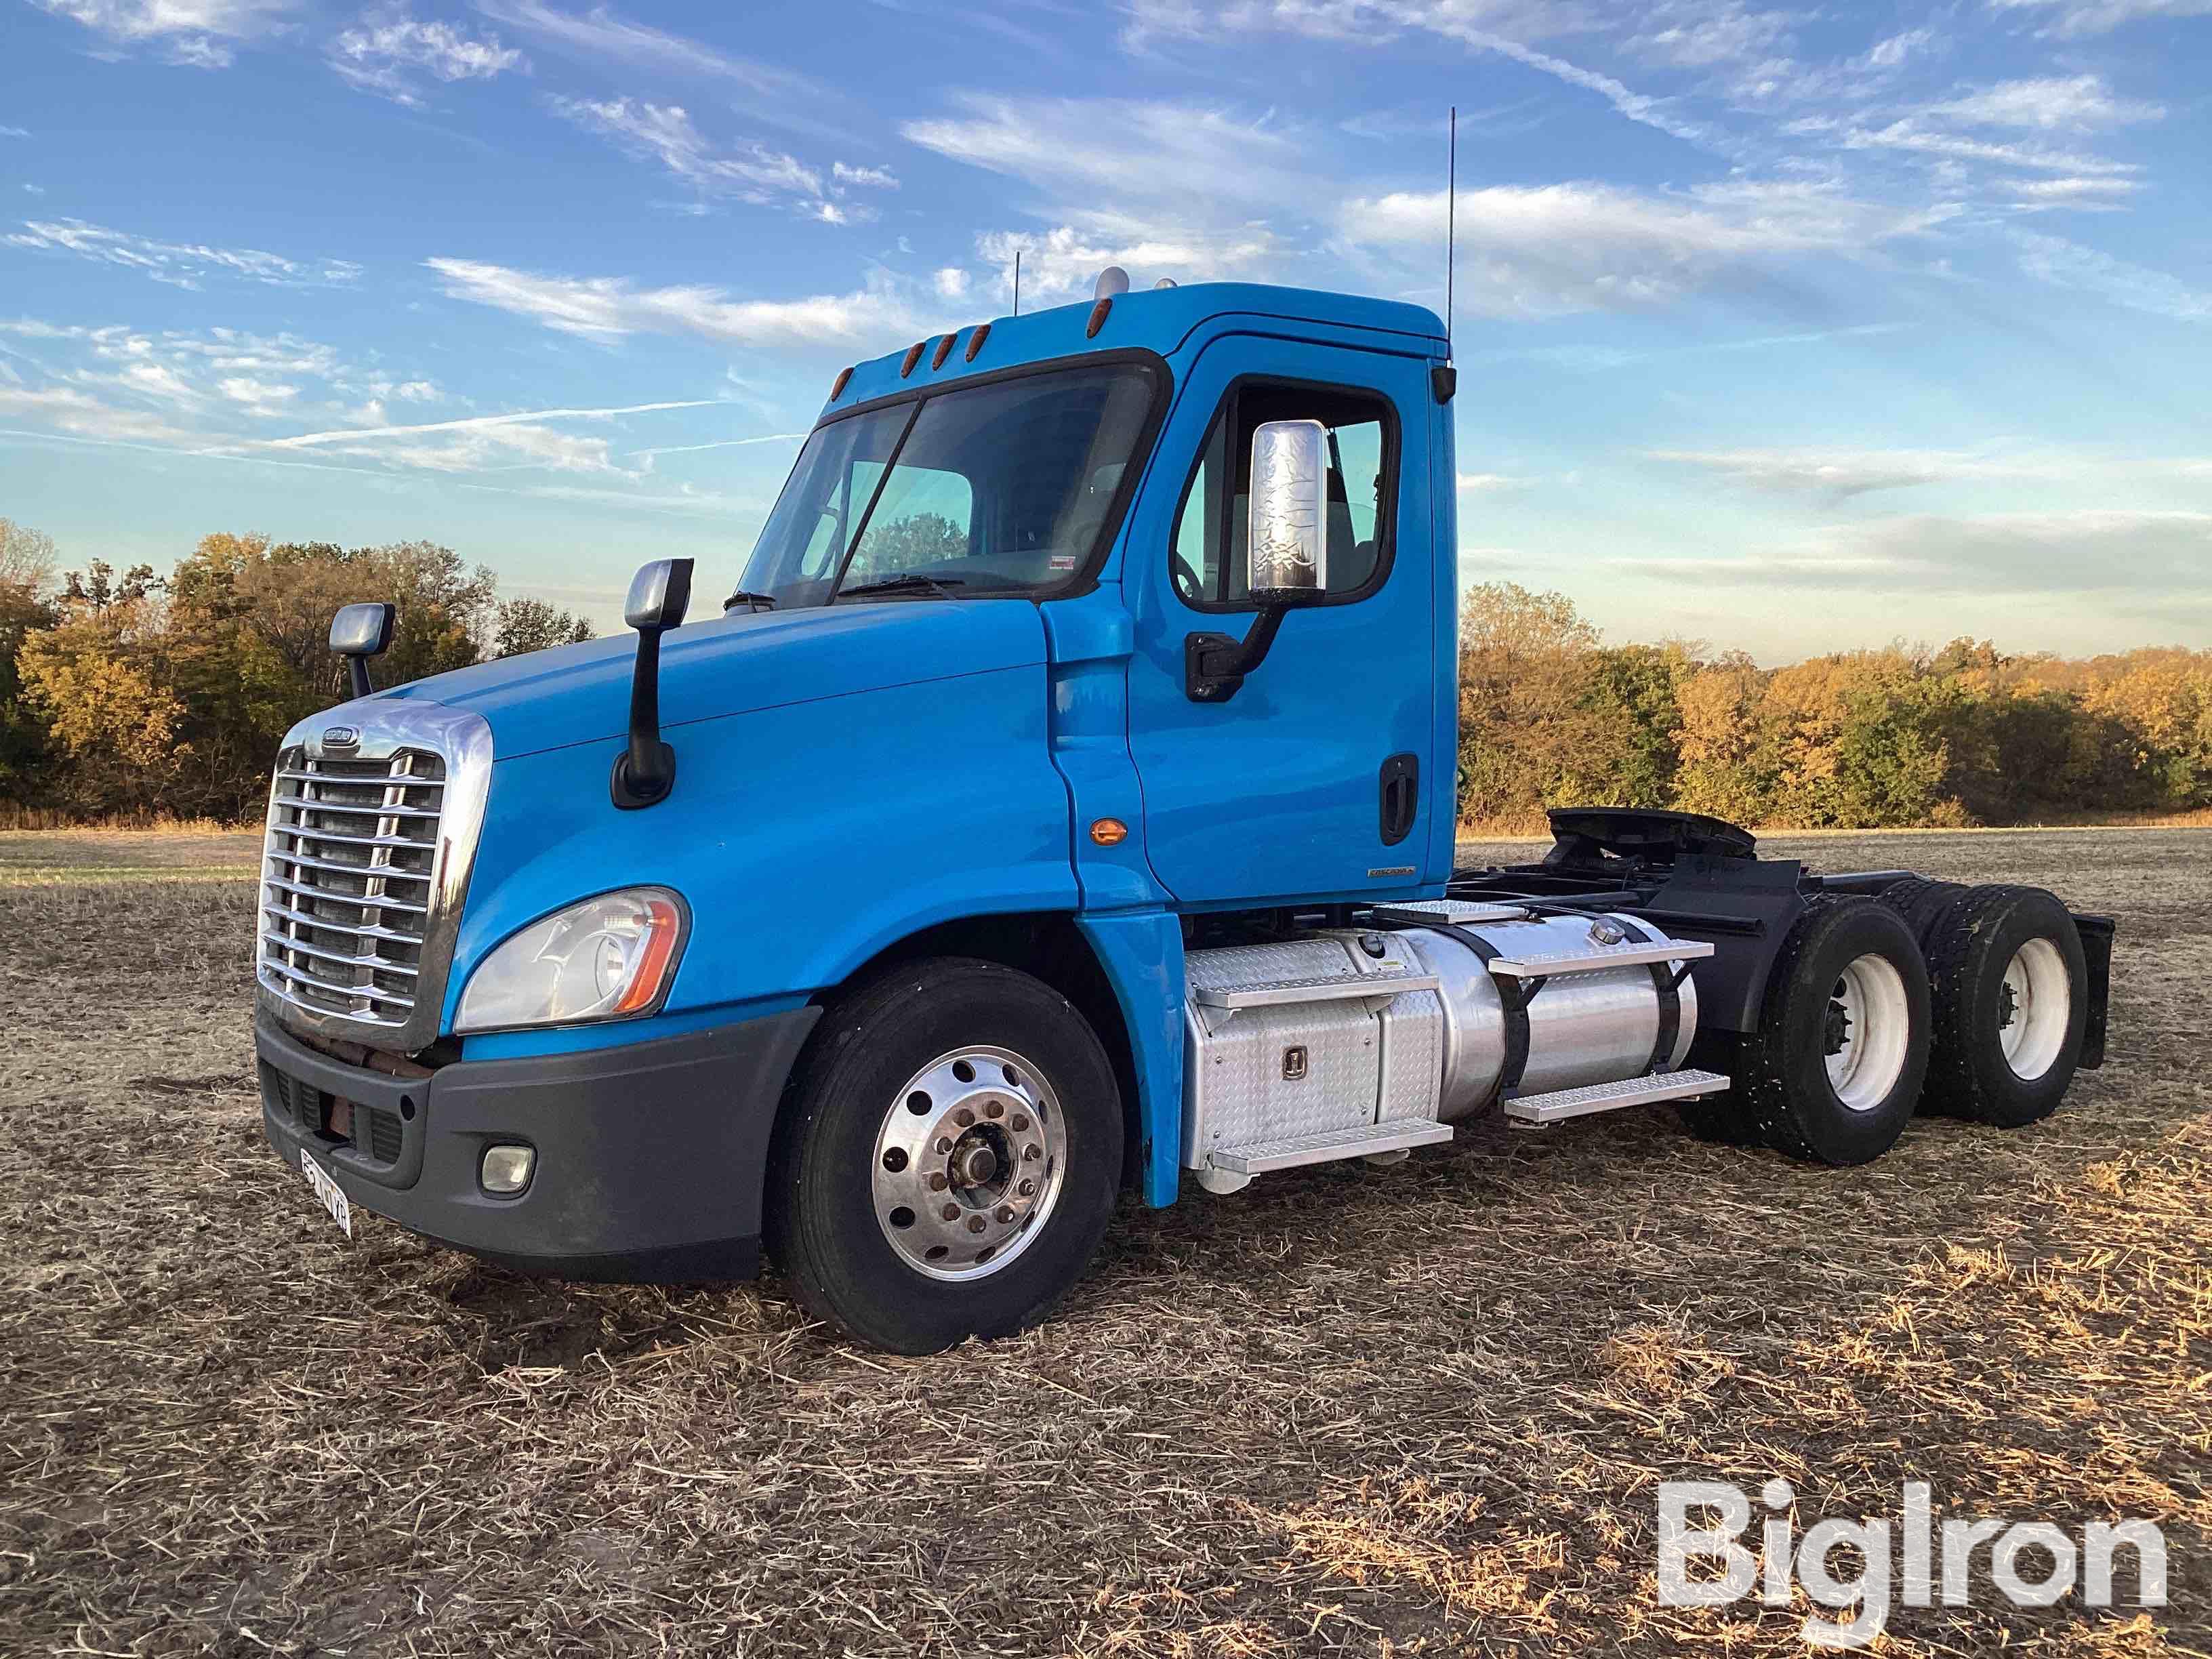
[0,518,59,798]
[493,597,594,657]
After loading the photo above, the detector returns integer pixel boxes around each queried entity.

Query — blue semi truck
[254,272,2113,1353]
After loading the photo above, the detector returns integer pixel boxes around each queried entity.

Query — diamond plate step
[1190,970,1439,1013]
[1369,899,1532,926]
[1503,1068,1731,1126]
[1486,939,1715,977]
[1207,1118,1454,1175]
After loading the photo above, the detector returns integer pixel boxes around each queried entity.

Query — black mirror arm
[1184,602,1292,703]
[346,657,375,701]
[611,628,677,808]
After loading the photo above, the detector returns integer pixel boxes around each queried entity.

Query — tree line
[1458,582,2212,831]
[0,520,591,822]
[1,520,2206,830]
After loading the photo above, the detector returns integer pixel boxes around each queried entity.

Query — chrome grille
[260,748,445,1027]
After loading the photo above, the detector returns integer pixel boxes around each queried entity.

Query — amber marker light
[612,892,687,1015]
[1090,818,1129,846]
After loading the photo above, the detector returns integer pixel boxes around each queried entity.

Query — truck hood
[378,601,1050,760]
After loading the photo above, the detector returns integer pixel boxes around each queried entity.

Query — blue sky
[3,0,2208,661]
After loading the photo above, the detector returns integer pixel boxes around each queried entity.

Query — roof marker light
[830,366,853,399]
[1085,298,1112,340]
[930,332,957,370]
[964,322,991,362]
[899,340,926,377]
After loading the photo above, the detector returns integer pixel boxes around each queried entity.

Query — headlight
[455,888,687,1033]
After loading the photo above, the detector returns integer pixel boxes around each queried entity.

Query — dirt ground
[3,827,2205,1656]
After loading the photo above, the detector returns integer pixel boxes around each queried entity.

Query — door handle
[1379,753,1418,846]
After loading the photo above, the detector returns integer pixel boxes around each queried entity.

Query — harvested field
[3,827,2207,1655]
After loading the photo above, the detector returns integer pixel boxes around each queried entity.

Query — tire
[764,957,1123,1353]
[1728,897,1933,1166]
[1918,885,2087,1128]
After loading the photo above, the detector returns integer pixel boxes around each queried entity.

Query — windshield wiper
[722,588,778,613]
[835,573,967,601]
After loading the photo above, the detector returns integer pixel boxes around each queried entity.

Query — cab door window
[1168,381,1395,610]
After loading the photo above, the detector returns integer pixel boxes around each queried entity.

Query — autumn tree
[493,597,594,657]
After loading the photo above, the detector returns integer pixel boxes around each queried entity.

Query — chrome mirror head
[328,602,396,657]
[1246,419,1329,601]
[624,558,693,632]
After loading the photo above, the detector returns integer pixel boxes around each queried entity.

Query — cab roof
[822,281,1448,418]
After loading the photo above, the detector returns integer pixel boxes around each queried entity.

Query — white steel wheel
[1825,953,1912,1112]
[1997,937,2072,1082]
[871,1044,1068,1282]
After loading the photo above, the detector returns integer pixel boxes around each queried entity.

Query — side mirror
[1246,419,1330,602]
[1185,420,1332,702]
[329,602,397,700]
[624,558,693,632]
[611,558,695,810]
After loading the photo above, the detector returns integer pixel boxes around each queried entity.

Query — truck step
[1369,899,1532,926]
[1207,1118,1454,1175]
[1191,968,1439,1015]
[1486,938,1715,978]
[1503,1068,1731,1126]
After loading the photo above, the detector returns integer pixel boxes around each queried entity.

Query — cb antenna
[1446,104,1456,348]
[1013,249,1023,317]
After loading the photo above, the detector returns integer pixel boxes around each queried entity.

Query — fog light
[480,1144,535,1195]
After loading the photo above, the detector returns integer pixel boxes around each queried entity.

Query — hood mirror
[612,558,693,810]
[1185,420,1332,702]
[329,602,397,699]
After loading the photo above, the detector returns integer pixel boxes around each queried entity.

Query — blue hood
[380,601,1050,760]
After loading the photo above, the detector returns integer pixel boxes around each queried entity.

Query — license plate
[301,1151,352,1239]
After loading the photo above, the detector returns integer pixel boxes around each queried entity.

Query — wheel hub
[870,1045,1067,1282]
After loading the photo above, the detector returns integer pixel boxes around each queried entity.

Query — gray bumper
[255,1006,821,1282]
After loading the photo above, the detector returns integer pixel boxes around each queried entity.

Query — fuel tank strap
[1434,924,1531,1095]
[1611,915,1683,1074]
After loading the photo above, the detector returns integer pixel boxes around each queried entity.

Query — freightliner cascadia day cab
[254,272,2115,1353]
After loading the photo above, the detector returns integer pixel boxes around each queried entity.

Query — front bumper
[255,1006,821,1281]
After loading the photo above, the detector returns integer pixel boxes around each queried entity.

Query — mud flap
[2071,913,2115,1070]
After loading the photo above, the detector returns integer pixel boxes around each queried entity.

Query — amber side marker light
[612,893,687,1015]
[1089,818,1129,846]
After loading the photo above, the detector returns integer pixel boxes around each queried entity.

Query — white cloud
[1624,1,1793,68]
[2012,232,2211,320]
[1647,444,2212,499]
[217,374,300,415]
[975,224,1276,306]
[832,161,897,189]
[1815,117,2142,175]
[0,383,201,444]
[1343,179,1950,316]
[933,266,971,301]
[1929,74,2161,131]
[548,97,825,209]
[329,10,526,106]
[1987,0,2212,38]
[2004,175,2142,209]
[394,379,439,401]
[424,257,931,345]
[0,127,28,138]
[7,218,362,289]
[27,0,296,61]
[470,0,804,95]
[1458,472,1540,492]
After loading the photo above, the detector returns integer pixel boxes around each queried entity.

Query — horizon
[3,0,2209,659]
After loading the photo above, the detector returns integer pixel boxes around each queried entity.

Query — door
[1125,335,1437,905]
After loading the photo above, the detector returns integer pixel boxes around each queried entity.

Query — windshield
[738,361,1159,607]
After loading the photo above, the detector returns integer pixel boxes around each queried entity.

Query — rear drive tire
[1724,897,1932,1166]
[765,957,1123,1354]
[1918,884,2087,1128]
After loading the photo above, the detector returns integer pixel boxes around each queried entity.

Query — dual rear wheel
[1686,885,2089,1165]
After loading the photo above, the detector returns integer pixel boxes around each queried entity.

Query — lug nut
[966,1214,986,1233]
[1010,1113,1029,1132]
[1023,1144,1042,1162]
[985,1099,1004,1119]
[928,1172,949,1191]
[1017,1179,1035,1197]
[955,1107,976,1128]
[935,1136,954,1155]
[941,1203,960,1221]
[995,1205,1015,1223]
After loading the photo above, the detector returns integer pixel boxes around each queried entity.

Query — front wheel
[765,957,1123,1353]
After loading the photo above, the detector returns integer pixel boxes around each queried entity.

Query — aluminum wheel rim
[1824,954,1910,1112]
[871,1044,1067,1282]
[1999,937,2071,1082]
